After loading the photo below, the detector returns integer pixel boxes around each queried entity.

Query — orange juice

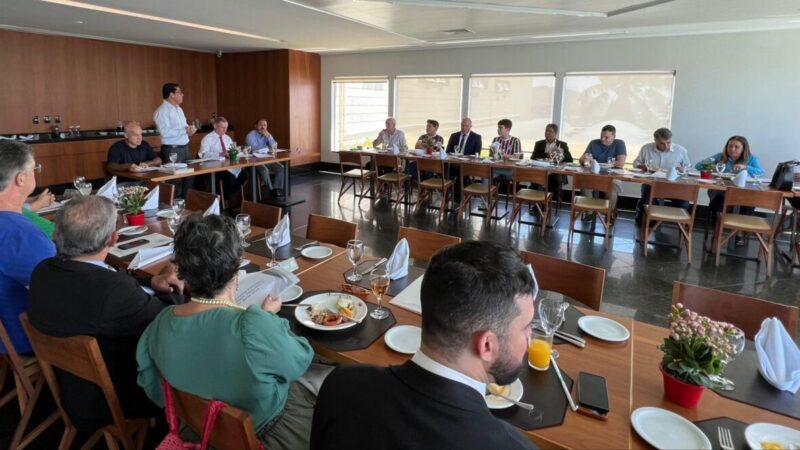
[528,337,552,371]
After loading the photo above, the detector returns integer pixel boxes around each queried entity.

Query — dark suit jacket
[531,140,572,162]
[28,257,183,430]
[446,131,483,156]
[311,361,537,450]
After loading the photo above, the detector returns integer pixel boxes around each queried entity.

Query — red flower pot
[126,212,145,226]
[660,365,704,408]
[426,147,434,155]
[700,171,712,179]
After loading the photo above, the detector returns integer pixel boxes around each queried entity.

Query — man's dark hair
[420,241,534,360]
[498,118,513,129]
[545,123,559,133]
[653,128,672,141]
[426,119,439,129]
[601,124,616,134]
[162,83,180,100]
[173,214,242,298]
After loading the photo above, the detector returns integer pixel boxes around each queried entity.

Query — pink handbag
[155,379,228,450]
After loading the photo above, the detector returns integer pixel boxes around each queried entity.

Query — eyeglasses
[31,164,42,174]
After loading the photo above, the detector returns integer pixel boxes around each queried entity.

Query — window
[560,72,676,162]
[394,76,463,145]
[468,74,556,155]
[332,78,389,151]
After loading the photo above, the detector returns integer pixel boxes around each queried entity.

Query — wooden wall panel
[0,30,53,134]
[288,50,321,165]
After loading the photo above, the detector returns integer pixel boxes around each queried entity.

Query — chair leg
[568,206,577,247]
[540,202,549,239]
[58,426,77,450]
[714,222,724,267]
[642,214,650,256]
[604,210,611,250]
[11,376,45,450]
[685,224,693,265]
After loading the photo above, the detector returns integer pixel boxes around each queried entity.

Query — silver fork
[717,426,734,450]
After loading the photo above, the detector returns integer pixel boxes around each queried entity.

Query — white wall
[320,29,800,199]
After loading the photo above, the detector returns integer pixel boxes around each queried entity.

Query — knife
[551,355,578,411]
[294,240,319,251]
[555,330,586,347]
[360,258,387,275]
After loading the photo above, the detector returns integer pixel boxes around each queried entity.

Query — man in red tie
[199,117,247,209]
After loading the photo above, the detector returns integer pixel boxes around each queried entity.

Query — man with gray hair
[28,195,183,430]
[372,117,408,152]
[633,128,691,226]
[0,140,55,355]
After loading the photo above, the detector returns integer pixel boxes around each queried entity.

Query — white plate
[239,258,251,268]
[745,423,800,450]
[118,225,149,236]
[280,285,304,303]
[163,163,188,169]
[384,325,421,355]
[485,379,524,409]
[577,316,630,342]
[301,246,333,260]
[631,407,712,450]
[294,293,367,331]
[156,209,176,219]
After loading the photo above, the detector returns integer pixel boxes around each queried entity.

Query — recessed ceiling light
[41,0,282,42]
[74,20,83,24]
[434,38,509,45]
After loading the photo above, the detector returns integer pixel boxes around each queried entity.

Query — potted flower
[659,303,738,408]
[419,136,437,155]
[227,143,241,163]
[117,185,149,226]
[698,162,714,179]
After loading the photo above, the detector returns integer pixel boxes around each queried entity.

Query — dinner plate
[156,209,176,219]
[577,316,630,342]
[163,163,188,169]
[239,258,251,268]
[384,325,421,355]
[294,292,367,331]
[745,423,800,450]
[630,407,712,450]
[485,379,524,410]
[118,225,149,236]
[301,246,333,260]
[280,285,304,303]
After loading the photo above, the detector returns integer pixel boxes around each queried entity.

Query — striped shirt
[491,136,522,155]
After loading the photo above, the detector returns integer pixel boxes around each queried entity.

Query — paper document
[36,198,71,214]
[108,233,173,258]
[235,267,299,308]
[388,277,424,315]
[129,245,173,270]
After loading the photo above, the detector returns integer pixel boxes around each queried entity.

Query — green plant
[227,143,240,162]
[698,162,715,171]
[117,186,149,214]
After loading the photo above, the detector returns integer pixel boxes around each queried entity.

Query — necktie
[458,134,465,151]
[219,136,226,157]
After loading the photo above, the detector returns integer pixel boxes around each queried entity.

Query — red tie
[219,136,226,157]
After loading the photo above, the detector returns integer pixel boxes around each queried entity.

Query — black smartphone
[577,372,609,415]
[118,238,149,251]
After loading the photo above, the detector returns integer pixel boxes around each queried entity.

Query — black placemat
[351,263,425,297]
[240,263,261,274]
[713,346,800,420]
[277,290,397,352]
[694,417,749,450]
[492,359,574,431]
[553,306,585,346]
[245,235,315,260]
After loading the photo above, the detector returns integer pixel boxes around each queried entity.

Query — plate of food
[118,225,149,236]
[485,379,524,409]
[294,293,367,331]
[745,423,800,450]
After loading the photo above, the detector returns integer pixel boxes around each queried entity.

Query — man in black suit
[531,123,572,194]
[445,117,482,156]
[28,195,184,431]
[311,241,538,450]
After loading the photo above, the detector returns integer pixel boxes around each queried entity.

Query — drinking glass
[715,162,726,179]
[169,152,178,166]
[171,198,185,216]
[167,215,181,235]
[345,240,364,282]
[369,269,390,320]
[714,326,745,391]
[78,181,92,196]
[73,176,85,191]
[454,145,461,155]
[265,228,282,267]
[235,214,252,248]
[528,325,553,371]
[538,297,568,358]
[555,150,564,166]
[607,157,615,168]
[645,158,655,173]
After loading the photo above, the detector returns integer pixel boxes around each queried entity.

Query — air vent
[439,28,474,36]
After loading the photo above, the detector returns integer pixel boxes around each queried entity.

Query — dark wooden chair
[568,173,615,250]
[185,189,220,212]
[509,167,552,238]
[157,182,175,207]
[172,386,262,450]
[520,250,605,311]
[338,152,373,204]
[456,163,497,221]
[414,158,453,221]
[671,281,798,340]
[306,214,357,248]
[372,154,411,209]
[641,181,699,264]
[241,201,282,229]
[397,226,461,262]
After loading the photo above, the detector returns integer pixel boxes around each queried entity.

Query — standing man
[632,128,691,226]
[373,118,407,152]
[0,141,56,355]
[579,124,626,219]
[446,117,482,156]
[199,117,247,208]
[153,82,196,197]
[531,123,572,193]
[245,118,285,198]
[106,121,161,176]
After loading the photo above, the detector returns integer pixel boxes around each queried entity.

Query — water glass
[167,215,182,235]
[369,269,390,320]
[538,297,568,358]
[235,214,252,248]
[346,240,364,282]
[169,152,178,166]
[78,181,92,196]
[528,326,553,371]
[171,198,185,216]
[715,162,726,177]
[607,157,615,168]
[265,229,283,267]
[73,175,85,191]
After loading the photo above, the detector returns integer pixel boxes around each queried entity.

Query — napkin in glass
[142,185,159,211]
[96,176,117,199]
[128,245,173,270]
[590,159,601,174]
[755,317,800,393]
[666,167,679,181]
[734,170,748,188]
[385,238,409,280]
[273,214,291,247]
[203,198,220,216]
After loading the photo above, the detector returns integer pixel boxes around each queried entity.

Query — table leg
[251,166,258,201]
[210,173,217,195]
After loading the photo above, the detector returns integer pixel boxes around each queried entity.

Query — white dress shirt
[411,350,486,397]
[633,142,691,170]
[373,130,408,152]
[153,101,189,146]
[200,132,240,176]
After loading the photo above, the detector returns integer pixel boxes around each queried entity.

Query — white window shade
[332,79,389,151]
[394,76,463,143]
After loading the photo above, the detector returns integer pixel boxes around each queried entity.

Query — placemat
[713,345,800,420]
[240,263,261,274]
[492,359,574,431]
[245,235,315,260]
[694,417,748,450]
[351,262,426,297]
[277,290,396,352]
[553,306,585,346]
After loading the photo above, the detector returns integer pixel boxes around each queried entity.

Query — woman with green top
[695,135,765,246]
[24,188,56,238]
[136,214,314,449]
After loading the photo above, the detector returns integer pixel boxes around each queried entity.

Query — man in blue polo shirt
[0,141,56,355]
[106,121,161,174]
[579,124,626,220]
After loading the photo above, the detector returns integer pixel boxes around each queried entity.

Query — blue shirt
[585,139,627,162]
[0,211,55,353]
[694,152,765,177]
[245,130,278,151]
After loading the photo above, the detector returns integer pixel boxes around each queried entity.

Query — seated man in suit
[445,117,483,199]
[531,123,573,194]
[311,241,538,450]
[28,195,184,431]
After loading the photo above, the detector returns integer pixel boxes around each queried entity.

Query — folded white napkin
[203,198,220,216]
[590,159,601,174]
[142,185,159,210]
[128,245,173,270]
[734,170,748,187]
[667,167,679,181]
[391,144,400,155]
[273,214,292,247]
[531,160,551,168]
[439,149,447,160]
[413,148,425,156]
[755,317,800,393]
[526,264,540,300]
[96,176,117,199]
[386,238,409,280]
[389,276,423,314]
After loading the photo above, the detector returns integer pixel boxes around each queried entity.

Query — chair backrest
[649,181,699,206]
[671,282,798,340]
[520,251,605,311]
[512,167,549,186]
[185,189,220,212]
[398,227,461,261]
[0,318,36,395]
[158,182,175,207]
[339,151,364,170]
[374,154,402,172]
[241,201,282,229]
[416,158,446,177]
[306,214,357,248]
[460,162,491,180]
[172,387,262,450]
[722,187,784,213]
[571,173,614,195]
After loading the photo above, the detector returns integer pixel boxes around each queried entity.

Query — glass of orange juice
[528,327,553,371]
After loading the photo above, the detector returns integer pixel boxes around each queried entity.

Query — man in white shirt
[245,119,285,198]
[153,83,196,197]
[372,118,407,152]
[199,117,246,208]
[633,128,692,226]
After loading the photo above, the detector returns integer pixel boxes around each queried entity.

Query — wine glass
[346,240,364,282]
[715,326,745,391]
[166,215,182,235]
[607,157,615,168]
[645,158,655,173]
[169,152,178,167]
[454,144,461,155]
[538,297,568,358]
[78,181,92,196]
[715,162,726,180]
[265,228,282,268]
[555,149,564,166]
[171,198,185,217]
[73,176,85,195]
[235,214,252,248]
[369,268,390,320]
